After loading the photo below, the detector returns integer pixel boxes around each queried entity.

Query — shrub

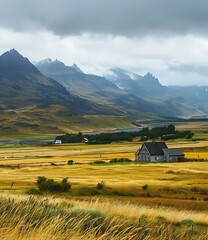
[109,158,132,163]
[189,197,197,201]
[37,176,71,192]
[61,178,71,192]
[142,184,148,191]
[165,170,176,174]
[67,160,74,165]
[92,160,106,164]
[97,181,105,190]
[37,176,47,185]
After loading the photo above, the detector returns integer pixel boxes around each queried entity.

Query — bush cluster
[109,158,132,163]
[92,160,106,164]
[161,130,194,140]
[139,124,193,141]
[37,176,71,192]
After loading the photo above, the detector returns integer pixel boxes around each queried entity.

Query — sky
[0,0,208,86]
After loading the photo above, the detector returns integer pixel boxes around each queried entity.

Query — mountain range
[0,49,98,114]
[36,58,158,117]
[106,68,208,118]
[0,49,207,134]
[36,59,208,118]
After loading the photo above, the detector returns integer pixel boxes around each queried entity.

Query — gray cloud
[0,0,208,36]
[1,0,208,86]
[169,63,208,77]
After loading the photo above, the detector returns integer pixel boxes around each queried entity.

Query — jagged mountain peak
[36,58,69,74]
[0,49,40,74]
[1,48,26,60]
[36,58,84,75]
[145,72,154,77]
[8,48,20,55]
[37,58,65,66]
[0,49,99,114]
[107,68,141,81]
[143,72,161,86]
[71,63,83,73]
[1,49,31,62]
[37,58,52,65]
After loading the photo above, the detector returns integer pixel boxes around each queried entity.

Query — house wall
[136,145,150,162]
[150,155,165,162]
[164,152,179,162]
[171,156,179,162]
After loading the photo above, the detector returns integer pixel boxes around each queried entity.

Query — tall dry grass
[0,194,207,240]
[67,199,208,225]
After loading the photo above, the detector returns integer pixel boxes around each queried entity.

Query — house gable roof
[143,142,168,156]
[163,148,184,156]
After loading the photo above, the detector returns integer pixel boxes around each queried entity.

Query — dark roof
[163,148,184,156]
[143,142,168,156]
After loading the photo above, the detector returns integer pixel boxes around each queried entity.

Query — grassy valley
[0,50,208,239]
[0,122,207,239]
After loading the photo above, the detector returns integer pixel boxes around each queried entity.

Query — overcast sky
[0,0,208,85]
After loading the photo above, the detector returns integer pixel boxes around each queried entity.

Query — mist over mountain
[106,68,169,99]
[36,59,158,117]
[106,68,208,118]
[36,58,208,118]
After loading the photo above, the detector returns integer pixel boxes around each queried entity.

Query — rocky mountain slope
[106,68,208,118]
[0,49,96,114]
[36,59,157,117]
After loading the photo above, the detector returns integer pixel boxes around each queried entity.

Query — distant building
[135,141,184,162]
[55,139,62,144]
[82,137,89,143]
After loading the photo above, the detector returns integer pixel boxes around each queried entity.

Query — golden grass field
[0,139,207,196]
[0,194,207,240]
[0,122,207,239]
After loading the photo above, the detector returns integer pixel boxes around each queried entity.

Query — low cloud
[0,1,208,86]
[169,63,208,77]
[0,0,208,37]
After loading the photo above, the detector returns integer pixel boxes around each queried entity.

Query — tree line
[55,124,194,144]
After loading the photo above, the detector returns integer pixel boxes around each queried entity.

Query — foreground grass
[0,194,207,240]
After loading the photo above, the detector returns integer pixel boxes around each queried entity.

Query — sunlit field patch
[184,152,208,160]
